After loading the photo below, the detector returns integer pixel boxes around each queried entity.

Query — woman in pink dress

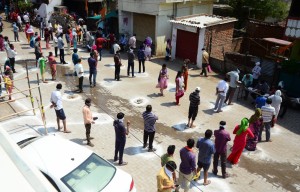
[157,64,168,96]
[227,118,254,164]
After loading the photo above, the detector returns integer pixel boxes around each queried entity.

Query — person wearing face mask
[157,161,178,192]
[82,98,95,147]
[113,112,130,166]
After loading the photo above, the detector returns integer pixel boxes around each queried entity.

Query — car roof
[22,135,92,179]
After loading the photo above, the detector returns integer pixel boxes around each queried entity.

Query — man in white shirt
[214,77,229,112]
[74,58,84,93]
[23,13,29,23]
[17,15,23,31]
[252,62,261,86]
[259,98,276,142]
[47,21,53,40]
[113,41,121,54]
[224,69,240,105]
[50,83,71,133]
[7,44,17,73]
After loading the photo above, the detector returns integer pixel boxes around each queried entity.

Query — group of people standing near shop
[157,110,277,191]
[156,59,285,191]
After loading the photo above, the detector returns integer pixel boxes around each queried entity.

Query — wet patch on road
[239,156,300,192]
[104,63,126,69]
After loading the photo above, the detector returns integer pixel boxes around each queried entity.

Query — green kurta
[39,57,47,74]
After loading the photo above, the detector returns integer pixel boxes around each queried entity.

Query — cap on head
[195,87,201,92]
[255,62,260,66]
[117,112,125,119]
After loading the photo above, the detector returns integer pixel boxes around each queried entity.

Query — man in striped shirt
[187,87,201,128]
[142,105,158,152]
[259,98,276,142]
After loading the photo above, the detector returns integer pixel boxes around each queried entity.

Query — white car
[18,135,136,192]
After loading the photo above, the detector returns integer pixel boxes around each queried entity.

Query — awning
[170,14,237,28]
[263,38,292,46]
[105,11,118,19]
[87,15,101,20]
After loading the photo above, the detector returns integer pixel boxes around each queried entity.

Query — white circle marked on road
[62,93,82,101]
[130,97,149,107]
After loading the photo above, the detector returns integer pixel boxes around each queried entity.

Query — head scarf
[236,118,249,136]
[249,108,261,124]
[275,90,282,97]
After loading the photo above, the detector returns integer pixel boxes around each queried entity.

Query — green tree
[226,0,288,27]
[17,1,33,12]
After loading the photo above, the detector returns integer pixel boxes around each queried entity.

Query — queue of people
[0,13,291,192]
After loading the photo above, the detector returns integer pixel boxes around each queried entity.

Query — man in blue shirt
[113,112,130,166]
[137,45,146,73]
[88,52,97,87]
[72,48,79,65]
[255,95,267,109]
[196,129,215,186]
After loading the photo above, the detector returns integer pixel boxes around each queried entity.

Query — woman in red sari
[0,35,5,51]
[24,23,30,43]
[48,52,57,80]
[227,118,254,164]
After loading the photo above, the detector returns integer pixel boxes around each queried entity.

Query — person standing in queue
[82,98,95,147]
[113,112,130,166]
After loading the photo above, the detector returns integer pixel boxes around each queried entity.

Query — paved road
[1,20,300,192]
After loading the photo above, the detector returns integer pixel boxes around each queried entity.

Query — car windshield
[61,153,116,192]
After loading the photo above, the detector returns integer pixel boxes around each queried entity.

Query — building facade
[118,0,215,56]
[170,15,236,68]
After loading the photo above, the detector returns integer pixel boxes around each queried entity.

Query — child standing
[4,70,13,100]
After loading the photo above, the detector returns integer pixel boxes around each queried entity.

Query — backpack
[30,37,35,48]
